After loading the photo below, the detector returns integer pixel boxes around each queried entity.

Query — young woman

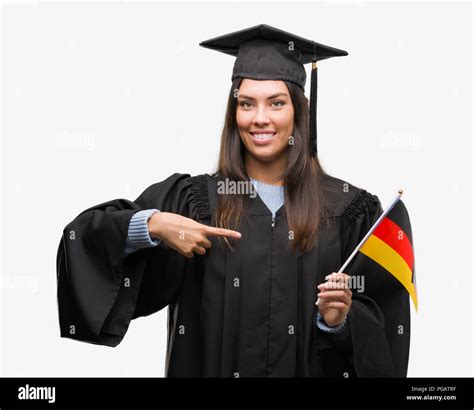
[56,24,410,377]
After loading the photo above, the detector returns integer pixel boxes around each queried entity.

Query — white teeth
[252,133,275,140]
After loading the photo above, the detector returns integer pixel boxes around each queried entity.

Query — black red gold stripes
[359,200,418,311]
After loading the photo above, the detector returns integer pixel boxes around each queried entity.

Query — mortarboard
[199,24,348,157]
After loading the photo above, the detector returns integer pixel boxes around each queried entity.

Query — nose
[252,106,271,126]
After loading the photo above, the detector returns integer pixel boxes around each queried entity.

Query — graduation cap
[199,24,348,157]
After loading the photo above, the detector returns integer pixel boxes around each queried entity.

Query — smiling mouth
[249,132,276,141]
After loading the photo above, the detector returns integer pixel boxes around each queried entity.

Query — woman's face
[236,79,294,163]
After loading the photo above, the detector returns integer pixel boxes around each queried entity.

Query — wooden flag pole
[315,189,404,307]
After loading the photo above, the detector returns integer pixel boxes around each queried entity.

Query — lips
[249,131,276,145]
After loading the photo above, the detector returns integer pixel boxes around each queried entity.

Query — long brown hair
[215,78,328,254]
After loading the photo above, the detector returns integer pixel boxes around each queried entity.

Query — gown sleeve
[56,173,203,347]
[338,189,410,377]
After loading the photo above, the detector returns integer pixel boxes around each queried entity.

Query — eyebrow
[237,93,289,100]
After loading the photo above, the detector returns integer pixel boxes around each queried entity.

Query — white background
[0,1,472,377]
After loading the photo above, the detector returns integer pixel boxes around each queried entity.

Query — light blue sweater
[124,178,347,335]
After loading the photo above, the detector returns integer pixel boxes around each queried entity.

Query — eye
[271,100,286,107]
[239,101,254,109]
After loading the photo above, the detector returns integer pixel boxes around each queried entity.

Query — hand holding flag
[316,189,418,312]
[317,272,353,326]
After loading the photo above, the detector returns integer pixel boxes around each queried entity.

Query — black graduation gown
[56,172,410,377]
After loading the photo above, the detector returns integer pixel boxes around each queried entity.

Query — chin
[248,146,284,163]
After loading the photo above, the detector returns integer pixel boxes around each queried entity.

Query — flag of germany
[359,199,417,311]
[346,197,415,377]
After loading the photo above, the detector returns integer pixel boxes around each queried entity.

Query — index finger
[322,273,351,290]
[325,272,350,282]
[204,226,242,239]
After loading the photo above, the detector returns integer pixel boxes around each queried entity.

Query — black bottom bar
[0,377,473,409]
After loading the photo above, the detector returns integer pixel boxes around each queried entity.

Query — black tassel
[309,59,318,157]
